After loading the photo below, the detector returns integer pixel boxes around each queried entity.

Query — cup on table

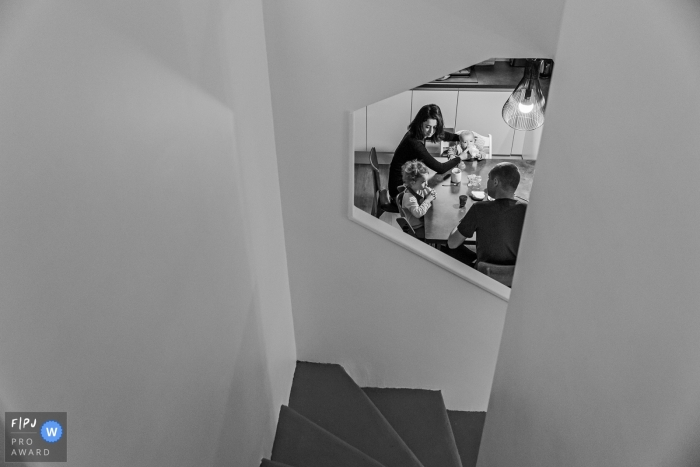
[459,195,469,208]
[451,168,462,183]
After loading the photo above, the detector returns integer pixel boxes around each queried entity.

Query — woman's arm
[407,138,461,174]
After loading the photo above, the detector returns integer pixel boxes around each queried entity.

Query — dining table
[423,158,536,244]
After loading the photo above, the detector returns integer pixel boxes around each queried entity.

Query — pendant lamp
[502,59,545,131]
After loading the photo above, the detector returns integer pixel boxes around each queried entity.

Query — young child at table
[456,131,483,160]
[399,160,436,236]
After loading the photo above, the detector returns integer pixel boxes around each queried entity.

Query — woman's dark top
[388,131,461,199]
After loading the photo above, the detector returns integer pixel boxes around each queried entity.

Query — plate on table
[470,191,494,201]
[470,191,486,201]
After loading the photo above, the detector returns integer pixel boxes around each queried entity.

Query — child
[400,160,436,236]
[456,131,483,160]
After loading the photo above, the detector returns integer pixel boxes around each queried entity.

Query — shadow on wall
[213,294,277,466]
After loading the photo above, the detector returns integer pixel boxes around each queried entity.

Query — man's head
[486,162,520,198]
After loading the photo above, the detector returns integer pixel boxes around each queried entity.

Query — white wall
[0,1,295,466]
[262,0,564,410]
[478,0,700,465]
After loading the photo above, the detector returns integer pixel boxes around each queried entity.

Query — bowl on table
[470,191,486,201]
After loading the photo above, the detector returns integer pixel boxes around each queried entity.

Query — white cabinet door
[366,91,412,152]
[522,125,543,159]
[456,90,518,156]
[411,90,458,130]
[512,129,526,156]
[353,107,367,152]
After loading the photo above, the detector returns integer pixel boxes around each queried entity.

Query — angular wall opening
[349,58,553,299]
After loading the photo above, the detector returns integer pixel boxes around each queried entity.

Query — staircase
[261,361,486,467]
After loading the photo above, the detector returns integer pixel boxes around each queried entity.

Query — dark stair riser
[447,410,486,467]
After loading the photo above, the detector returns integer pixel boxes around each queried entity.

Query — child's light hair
[459,131,475,141]
[401,160,429,185]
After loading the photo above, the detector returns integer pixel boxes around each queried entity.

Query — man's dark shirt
[457,198,527,265]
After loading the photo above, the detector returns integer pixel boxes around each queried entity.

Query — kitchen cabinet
[366,91,412,152]
[411,90,458,130]
[455,90,524,155]
[522,125,543,160]
[353,107,367,152]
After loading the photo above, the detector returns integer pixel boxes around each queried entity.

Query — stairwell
[261,361,485,467]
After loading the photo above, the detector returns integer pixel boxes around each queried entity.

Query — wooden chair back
[368,147,381,195]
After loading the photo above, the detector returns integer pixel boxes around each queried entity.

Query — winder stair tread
[288,361,423,467]
[271,405,386,467]
[260,459,298,467]
[362,387,463,467]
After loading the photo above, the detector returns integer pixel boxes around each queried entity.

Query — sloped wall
[478,0,700,465]
[262,0,564,410]
[0,1,295,466]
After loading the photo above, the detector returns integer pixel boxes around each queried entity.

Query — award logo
[5,412,67,463]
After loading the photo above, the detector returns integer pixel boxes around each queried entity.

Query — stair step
[260,458,297,467]
[271,406,386,467]
[260,459,297,467]
[446,411,486,467]
[289,362,423,467]
[363,388,463,467]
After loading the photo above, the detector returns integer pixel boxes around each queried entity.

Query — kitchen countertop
[414,60,552,98]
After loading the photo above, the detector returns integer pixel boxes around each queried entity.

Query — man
[446,162,527,267]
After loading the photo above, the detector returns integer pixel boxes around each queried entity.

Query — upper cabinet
[411,90,458,130]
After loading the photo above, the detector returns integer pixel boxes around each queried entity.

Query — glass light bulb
[518,101,534,113]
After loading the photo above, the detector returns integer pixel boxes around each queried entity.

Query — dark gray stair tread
[289,362,423,467]
[271,406,386,467]
[260,459,297,467]
[446,410,486,467]
[363,388,463,467]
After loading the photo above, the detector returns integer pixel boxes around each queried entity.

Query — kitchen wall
[358,89,532,156]
[0,1,295,465]
[262,0,565,410]
[478,0,700,465]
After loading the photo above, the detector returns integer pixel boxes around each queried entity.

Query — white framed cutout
[346,111,511,302]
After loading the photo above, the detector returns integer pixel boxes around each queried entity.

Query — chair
[368,147,399,218]
[395,190,424,240]
[395,217,417,237]
[476,262,516,287]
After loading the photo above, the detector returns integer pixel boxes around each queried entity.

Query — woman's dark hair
[401,160,429,185]
[407,104,445,143]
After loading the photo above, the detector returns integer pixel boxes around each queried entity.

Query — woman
[388,104,473,200]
